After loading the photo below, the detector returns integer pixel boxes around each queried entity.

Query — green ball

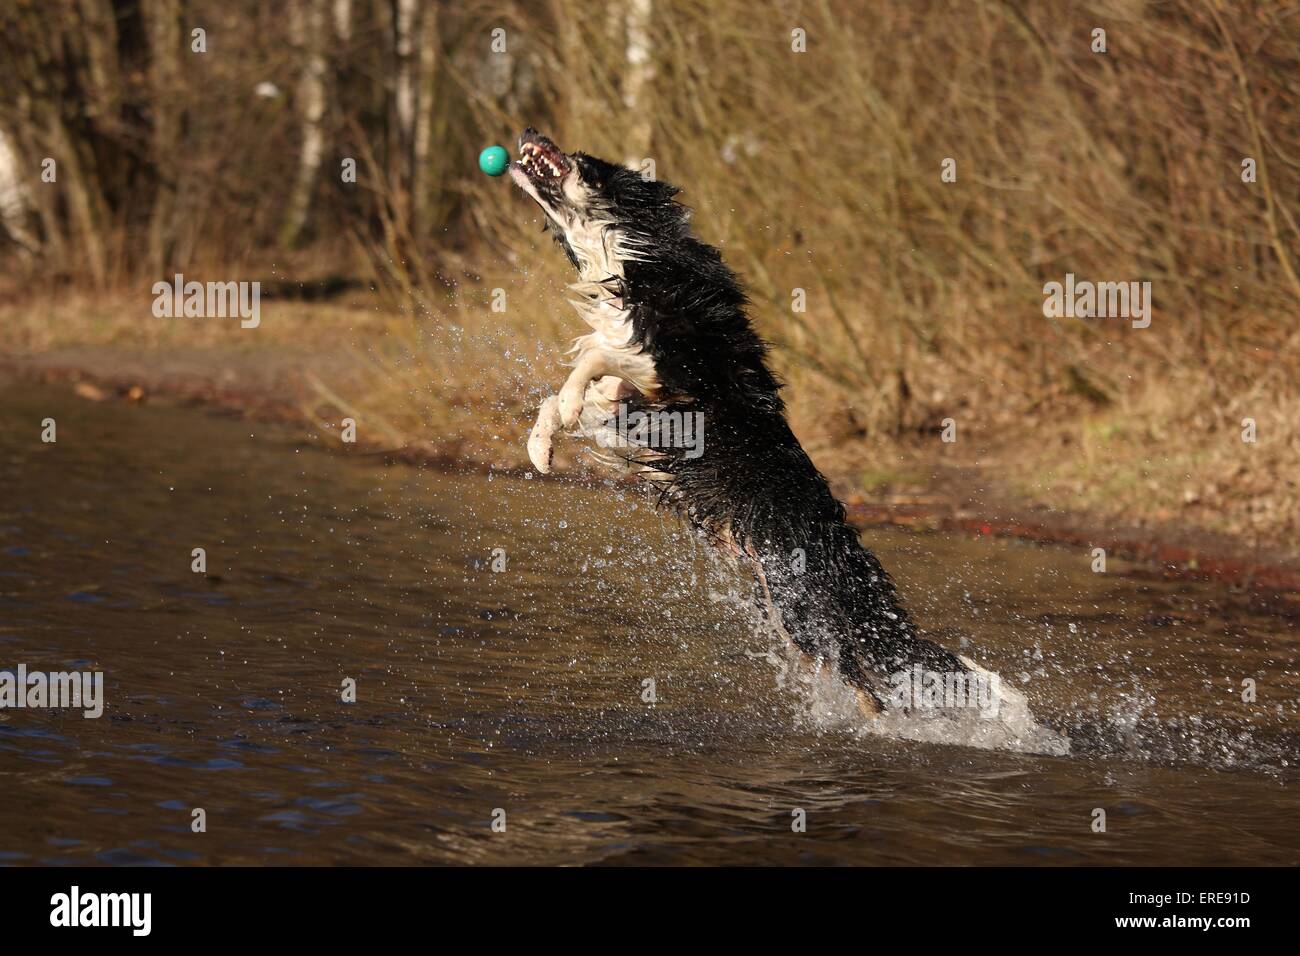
[479,145,509,177]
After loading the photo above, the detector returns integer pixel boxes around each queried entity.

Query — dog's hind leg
[741,539,882,719]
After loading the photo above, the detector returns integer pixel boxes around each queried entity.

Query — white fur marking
[518,159,664,470]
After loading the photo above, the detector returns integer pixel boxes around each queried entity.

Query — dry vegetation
[1,0,1297,550]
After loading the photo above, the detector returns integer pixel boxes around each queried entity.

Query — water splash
[748,638,1071,755]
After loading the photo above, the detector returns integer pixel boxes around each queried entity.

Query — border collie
[509,128,1042,729]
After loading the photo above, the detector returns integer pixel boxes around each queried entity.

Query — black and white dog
[510,128,1031,725]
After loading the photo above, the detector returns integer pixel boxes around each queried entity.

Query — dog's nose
[519,127,538,147]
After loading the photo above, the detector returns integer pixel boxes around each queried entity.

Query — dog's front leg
[528,375,636,474]
[556,349,623,428]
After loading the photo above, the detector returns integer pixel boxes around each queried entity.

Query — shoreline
[5,344,1299,601]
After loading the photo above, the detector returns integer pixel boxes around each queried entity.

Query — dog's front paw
[527,428,553,474]
[527,396,560,474]
[556,382,585,429]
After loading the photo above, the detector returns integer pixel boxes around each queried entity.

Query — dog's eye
[575,157,602,186]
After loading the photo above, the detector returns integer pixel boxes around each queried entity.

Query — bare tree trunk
[281,0,328,248]
[553,0,588,136]
[391,0,417,213]
[332,0,351,42]
[622,0,654,165]
[4,0,110,279]
[412,3,438,228]
[49,107,110,281]
[142,0,182,276]
[74,0,122,125]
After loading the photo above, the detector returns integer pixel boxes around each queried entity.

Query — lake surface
[1,383,1298,865]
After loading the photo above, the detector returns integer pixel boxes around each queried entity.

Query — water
[1,383,1298,865]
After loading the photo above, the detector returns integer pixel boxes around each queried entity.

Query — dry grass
[370,0,1300,543]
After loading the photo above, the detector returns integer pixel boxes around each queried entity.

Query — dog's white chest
[558,221,662,406]
[576,294,635,348]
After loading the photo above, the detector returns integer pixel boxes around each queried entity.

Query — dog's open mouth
[513,129,570,183]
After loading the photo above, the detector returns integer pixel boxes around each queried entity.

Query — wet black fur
[542,148,967,701]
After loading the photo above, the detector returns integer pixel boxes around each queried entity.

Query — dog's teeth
[517,141,565,178]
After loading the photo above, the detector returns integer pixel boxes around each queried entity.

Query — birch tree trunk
[0,128,38,255]
[281,0,329,248]
[622,0,654,166]
[333,0,352,43]
[390,0,418,222]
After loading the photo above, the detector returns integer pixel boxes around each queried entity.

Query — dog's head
[509,128,686,272]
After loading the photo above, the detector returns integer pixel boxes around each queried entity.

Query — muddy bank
[4,345,1299,598]
[0,345,356,422]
